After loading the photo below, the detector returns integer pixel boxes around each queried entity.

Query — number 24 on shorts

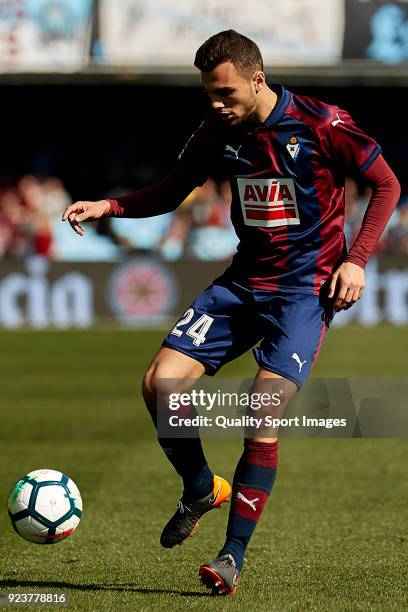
[170,308,214,346]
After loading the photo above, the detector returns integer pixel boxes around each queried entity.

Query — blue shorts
[162,280,333,388]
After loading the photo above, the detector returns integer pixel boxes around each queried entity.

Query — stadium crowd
[0,172,407,261]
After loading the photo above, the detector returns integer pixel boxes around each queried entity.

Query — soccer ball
[8,469,82,544]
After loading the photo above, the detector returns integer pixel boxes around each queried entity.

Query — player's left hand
[328,262,365,311]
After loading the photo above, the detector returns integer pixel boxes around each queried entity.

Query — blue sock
[183,463,214,500]
[219,440,278,572]
[150,401,214,500]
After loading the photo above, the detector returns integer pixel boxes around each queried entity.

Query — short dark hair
[194,30,264,76]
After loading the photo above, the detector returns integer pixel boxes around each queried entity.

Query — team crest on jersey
[236,177,300,227]
[286,136,301,160]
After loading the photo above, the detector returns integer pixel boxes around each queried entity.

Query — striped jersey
[177,85,381,294]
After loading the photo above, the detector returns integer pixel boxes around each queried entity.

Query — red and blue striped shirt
[108,85,400,295]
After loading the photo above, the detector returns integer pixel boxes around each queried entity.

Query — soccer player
[63,30,400,595]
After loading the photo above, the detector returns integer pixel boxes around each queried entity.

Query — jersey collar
[260,85,291,128]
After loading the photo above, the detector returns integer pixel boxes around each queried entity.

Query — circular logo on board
[108,259,177,324]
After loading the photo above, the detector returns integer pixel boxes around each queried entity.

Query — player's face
[201,61,261,126]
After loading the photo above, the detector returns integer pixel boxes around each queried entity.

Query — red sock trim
[243,439,278,469]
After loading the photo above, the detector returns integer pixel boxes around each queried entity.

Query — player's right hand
[62,200,111,236]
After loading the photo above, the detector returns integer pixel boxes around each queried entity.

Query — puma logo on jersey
[292,353,307,372]
[236,491,259,511]
[225,144,242,158]
[331,113,345,127]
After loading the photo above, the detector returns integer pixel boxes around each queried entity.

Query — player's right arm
[63,119,221,236]
[62,199,111,236]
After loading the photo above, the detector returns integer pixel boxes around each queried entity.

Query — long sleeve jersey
[108,85,400,294]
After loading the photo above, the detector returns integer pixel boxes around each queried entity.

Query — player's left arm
[329,154,400,310]
[321,109,401,310]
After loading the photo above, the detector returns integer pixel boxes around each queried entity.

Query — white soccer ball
[8,469,82,544]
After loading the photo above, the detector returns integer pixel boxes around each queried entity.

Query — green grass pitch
[0,325,407,611]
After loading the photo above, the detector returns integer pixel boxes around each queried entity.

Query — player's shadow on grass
[0,579,208,597]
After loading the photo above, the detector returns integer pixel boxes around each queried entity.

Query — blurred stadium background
[1,2,408,610]
[0,0,408,329]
